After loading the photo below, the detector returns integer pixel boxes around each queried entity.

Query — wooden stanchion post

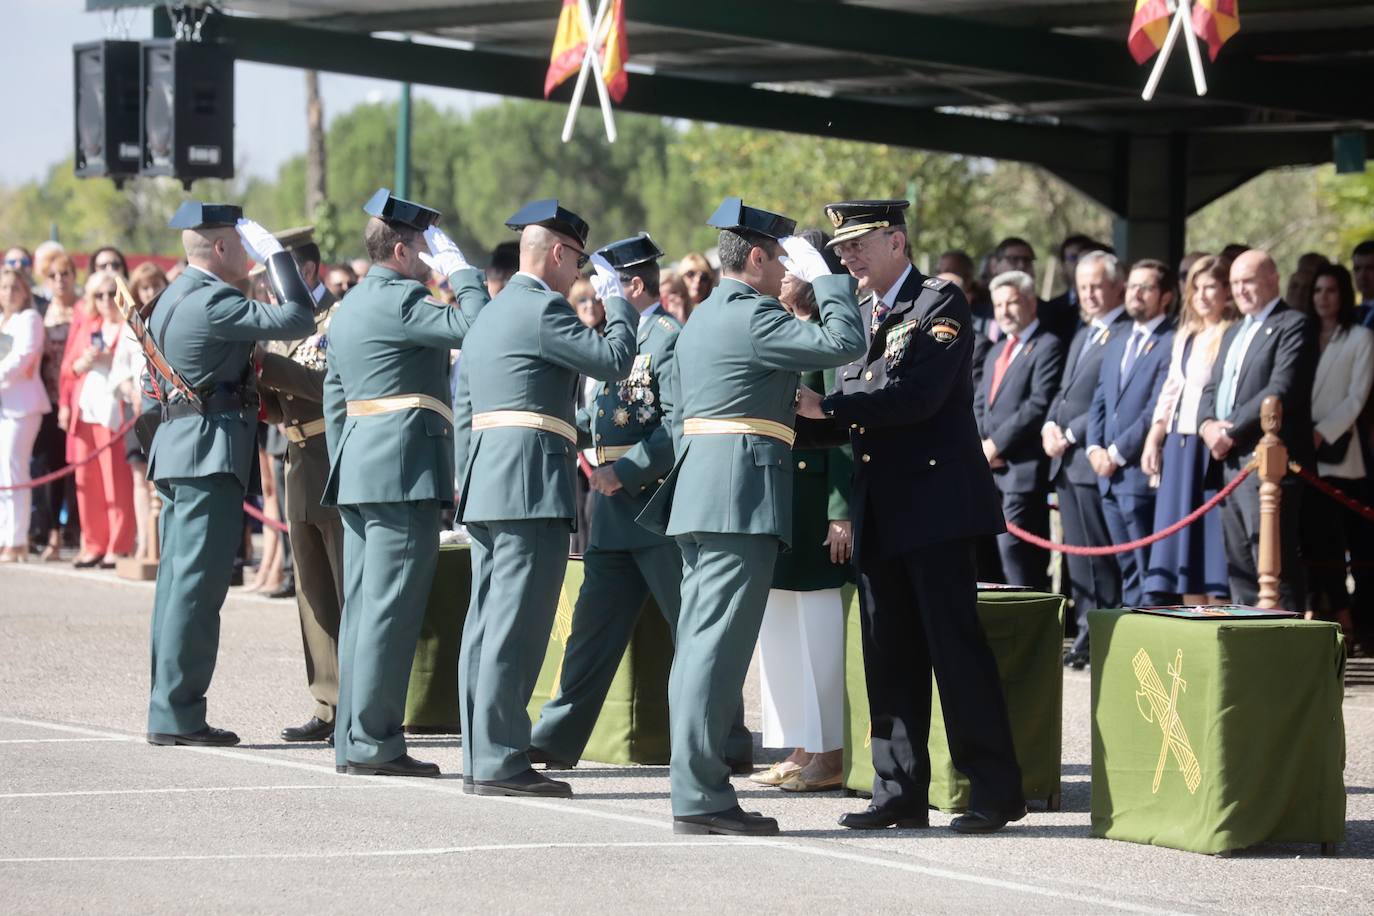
[1255,395,1286,609]
[116,479,161,581]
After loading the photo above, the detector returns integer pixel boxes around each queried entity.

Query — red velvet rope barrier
[241,499,290,534]
[1289,461,1374,523]
[0,414,140,491]
[1006,461,1256,556]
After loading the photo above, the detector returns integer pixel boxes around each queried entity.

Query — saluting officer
[455,200,638,799]
[527,233,753,772]
[797,200,1026,833]
[255,226,346,744]
[146,203,323,747]
[322,189,490,777]
[639,198,865,836]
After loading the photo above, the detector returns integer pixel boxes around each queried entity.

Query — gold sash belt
[283,418,327,443]
[472,409,577,445]
[682,416,796,447]
[596,444,634,463]
[347,393,454,425]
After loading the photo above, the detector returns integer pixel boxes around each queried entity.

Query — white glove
[588,253,625,301]
[778,235,831,284]
[420,226,470,276]
[235,218,283,265]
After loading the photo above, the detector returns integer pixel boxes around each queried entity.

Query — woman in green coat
[751,234,855,792]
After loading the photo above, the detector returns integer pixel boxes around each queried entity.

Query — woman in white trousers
[752,259,854,792]
[0,267,51,561]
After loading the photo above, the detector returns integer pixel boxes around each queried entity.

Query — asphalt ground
[1,561,1370,914]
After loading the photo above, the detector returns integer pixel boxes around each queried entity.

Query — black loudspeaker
[139,39,234,185]
[73,40,142,181]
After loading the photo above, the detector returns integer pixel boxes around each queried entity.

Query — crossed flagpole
[561,0,618,143]
[1142,0,1209,101]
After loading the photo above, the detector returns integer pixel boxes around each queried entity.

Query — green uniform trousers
[289,513,344,722]
[461,519,570,781]
[670,532,778,816]
[335,501,440,768]
[530,543,752,763]
[147,474,244,735]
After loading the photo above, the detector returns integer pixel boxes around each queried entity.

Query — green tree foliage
[1187,167,1344,276]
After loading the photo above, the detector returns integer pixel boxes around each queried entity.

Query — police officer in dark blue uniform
[796,200,1026,834]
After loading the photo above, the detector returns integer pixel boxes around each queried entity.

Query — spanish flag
[1192,0,1240,61]
[1128,0,1173,64]
[544,0,629,102]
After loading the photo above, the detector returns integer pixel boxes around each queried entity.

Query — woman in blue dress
[1141,255,1237,604]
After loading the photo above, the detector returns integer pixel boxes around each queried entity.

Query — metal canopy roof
[88,1,1374,257]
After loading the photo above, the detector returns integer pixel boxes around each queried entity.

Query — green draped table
[842,587,1066,812]
[524,556,674,765]
[1088,607,1346,855]
[403,546,674,764]
[403,544,471,732]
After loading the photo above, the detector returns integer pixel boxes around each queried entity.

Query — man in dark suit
[1042,235,1109,336]
[1042,250,1130,668]
[798,200,1025,835]
[1086,259,1177,607]
[1198,249,1317,610]
[973,270,1065,591]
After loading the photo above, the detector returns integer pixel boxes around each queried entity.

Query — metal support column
[395,80,412,199]
[1111,133,1188,267]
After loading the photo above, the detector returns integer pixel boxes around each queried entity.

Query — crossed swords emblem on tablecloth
[1133,648,1203,795]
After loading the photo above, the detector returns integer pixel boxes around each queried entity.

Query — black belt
[161,390,259,421]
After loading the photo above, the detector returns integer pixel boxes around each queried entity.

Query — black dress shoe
[346,754,441,778]
[725,756,754,776]
[280,716,334,743]
[1064,650,1089,670]
[528,746,577,770]
[73,554,105,569]
[336,765,347,774]
[674,805,779,836]
[950,806,1027,834]
[838,804,930,830]
[267,582,296,599]
[473,768,572,798]
[147,726,240,747]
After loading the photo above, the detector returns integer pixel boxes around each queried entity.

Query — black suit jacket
[1039,291,1081,342]
[1197,301,1317,468]
[811,269,1004,561]
[974,323,1065,494]
[1046,310,1133,487]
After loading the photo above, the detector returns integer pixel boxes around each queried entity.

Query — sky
[2,0,497,186]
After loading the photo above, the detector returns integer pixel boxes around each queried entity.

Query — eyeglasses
[4,256,31,268]
[834,230,896,259]
[563,244,590,270]
[93,260,122,272]
[1126,282,1159,293]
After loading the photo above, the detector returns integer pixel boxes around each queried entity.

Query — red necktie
[987,335,1018,404]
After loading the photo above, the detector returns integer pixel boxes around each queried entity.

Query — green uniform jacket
[322,266,488,508]
[147,266,318,488]
[581,308,681,552]
[260,293,337,525]
[771,366,854,591]
[457,273,639,524]
[638,274,865,547]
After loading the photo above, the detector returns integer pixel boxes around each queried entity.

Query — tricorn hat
[706,197,795,241]
[505,199,591,248]
[168,201,243,230]
[363,188,442,231]
[596,232,664,269]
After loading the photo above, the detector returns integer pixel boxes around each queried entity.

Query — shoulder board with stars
[922,276,951,291]
[657,315,677,332]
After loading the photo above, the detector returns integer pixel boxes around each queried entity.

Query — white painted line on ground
[0,784,404,800]
[0,840,739,864]
[0,715,1206,916]
[0,738,127,744]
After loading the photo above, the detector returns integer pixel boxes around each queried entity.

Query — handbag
[1315,429,1353,465]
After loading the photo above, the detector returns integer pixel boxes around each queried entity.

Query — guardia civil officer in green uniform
[638,198,866,836]
[456,200,638,798]
[797,200,1025,834]
[323,190,490,777]
[146,203,323,747]
[525,234,756,771]
[255,226,345,744]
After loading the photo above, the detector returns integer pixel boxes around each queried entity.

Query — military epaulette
[422,295,447,307]
[922,276,951,291]
[656,316,676,332]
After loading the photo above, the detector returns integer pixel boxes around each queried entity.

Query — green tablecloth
[524,557,674,765]
[1089,608,1346,854]
[403,544,471,731]
[843,588,1066,812]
